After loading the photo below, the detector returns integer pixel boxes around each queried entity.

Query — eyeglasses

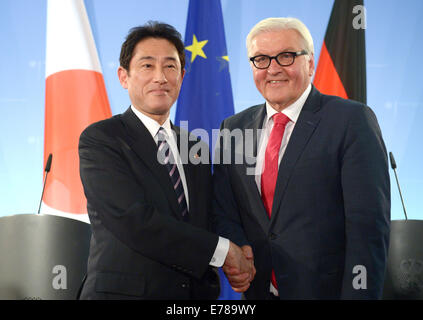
[249,50,308,69]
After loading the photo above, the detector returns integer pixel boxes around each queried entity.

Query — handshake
[223,242,256,293]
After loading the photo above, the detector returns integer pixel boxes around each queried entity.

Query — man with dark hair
[78,21,255,300]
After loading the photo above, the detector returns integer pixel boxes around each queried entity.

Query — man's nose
[153,67,168,83]
[267,58,284,74]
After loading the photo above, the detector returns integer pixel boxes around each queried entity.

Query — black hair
[119,21,185,71]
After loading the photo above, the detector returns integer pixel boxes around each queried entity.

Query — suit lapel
[240,105,271,230]
[270,87,322,223]
[249,104,267,159]
[173,125,210,226]
[121,108,181,220]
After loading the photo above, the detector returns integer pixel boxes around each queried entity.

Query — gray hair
[246,17,314,57]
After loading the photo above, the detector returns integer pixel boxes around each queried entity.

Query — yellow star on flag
[222,56,229,61]
[185,34,208,63]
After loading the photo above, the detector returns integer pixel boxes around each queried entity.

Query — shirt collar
[265,83,312,124]
[130,105,172,138]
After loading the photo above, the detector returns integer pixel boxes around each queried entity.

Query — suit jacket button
[181,283,189,288]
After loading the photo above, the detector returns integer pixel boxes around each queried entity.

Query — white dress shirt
[130,106,229,267]
[254,84,312,295]
[255,84,312,187]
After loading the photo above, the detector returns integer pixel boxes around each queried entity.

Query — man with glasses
[213,17,390,299]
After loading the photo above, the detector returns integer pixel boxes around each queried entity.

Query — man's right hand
[222,242,256,292]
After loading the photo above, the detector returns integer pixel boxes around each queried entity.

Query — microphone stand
[38,154,52,214]
[389,152,408,220]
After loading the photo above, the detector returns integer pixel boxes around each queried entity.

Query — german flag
[313,0,366,104]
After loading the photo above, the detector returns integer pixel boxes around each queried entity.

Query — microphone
[38,154,53,214]
[389,152,408,220]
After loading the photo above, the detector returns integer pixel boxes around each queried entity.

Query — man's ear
[117,66,129,89]
[308,53,315,77]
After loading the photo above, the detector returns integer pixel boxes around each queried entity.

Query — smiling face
[250,29,314,111]
[118,37,185,124]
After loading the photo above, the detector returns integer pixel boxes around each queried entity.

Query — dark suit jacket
[78,107,219,300]
[213,86,390,299]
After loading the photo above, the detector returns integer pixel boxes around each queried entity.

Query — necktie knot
[272,112,290,126]
[157,127,167,142]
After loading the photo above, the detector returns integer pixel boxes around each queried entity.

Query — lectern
[0,214,91,299]
[383,219,423,299]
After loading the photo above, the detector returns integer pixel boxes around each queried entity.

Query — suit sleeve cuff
[209,236,230,267]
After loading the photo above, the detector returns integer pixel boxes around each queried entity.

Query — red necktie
[261,112,290,290]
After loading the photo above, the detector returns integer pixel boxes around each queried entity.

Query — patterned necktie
[157,127,189,220]
[260,112,290,289]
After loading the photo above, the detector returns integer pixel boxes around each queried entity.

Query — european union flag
[175,0,234,148]
[175,0,238,300]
